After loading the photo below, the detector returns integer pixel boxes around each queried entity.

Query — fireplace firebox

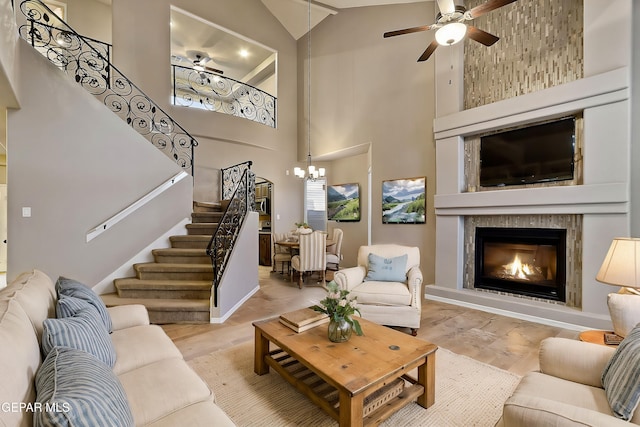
[474,227,566,302]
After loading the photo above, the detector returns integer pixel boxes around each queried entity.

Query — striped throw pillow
[42,307,116,367]
[56,277,112,333]
[57,295,95,319]
[34,346,133,427]
[602,323,640,420]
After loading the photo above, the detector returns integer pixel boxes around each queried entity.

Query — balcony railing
[172,65,276,128]
[18,0,198,175]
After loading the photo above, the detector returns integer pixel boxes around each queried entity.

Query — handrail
[172,64,276,128]
[206,165,255,307]
[86,171,189,243]
[18,0,198,175]
[221,160,253,201]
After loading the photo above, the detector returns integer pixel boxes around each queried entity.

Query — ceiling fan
[173,50,224,75]
[383,0,518,62]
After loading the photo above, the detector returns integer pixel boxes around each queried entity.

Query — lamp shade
[596,237,640,288]
[435,23,467,46]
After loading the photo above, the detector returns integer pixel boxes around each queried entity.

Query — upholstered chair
[291,231,327,289]
[333,244,422,336]
[271,232,292,275]
[326,228,344,271]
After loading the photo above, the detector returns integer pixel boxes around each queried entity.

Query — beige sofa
[498,337,639,426]
[333,244,422,335]
[0,269,235,427]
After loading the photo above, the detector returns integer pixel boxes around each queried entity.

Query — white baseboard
[210,285,260,324]
[94,218,191,295]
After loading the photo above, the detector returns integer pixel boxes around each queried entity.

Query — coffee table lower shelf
[265,348,425,426]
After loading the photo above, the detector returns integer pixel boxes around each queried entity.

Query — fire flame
[506,255,533,280]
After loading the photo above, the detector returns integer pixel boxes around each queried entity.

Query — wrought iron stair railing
[172,65,276,128]
[207,161,255,307]
[18,0,197,175]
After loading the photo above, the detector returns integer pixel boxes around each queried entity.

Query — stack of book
[279,307,329,333]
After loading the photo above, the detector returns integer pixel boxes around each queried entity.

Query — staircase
[101,201,226,324]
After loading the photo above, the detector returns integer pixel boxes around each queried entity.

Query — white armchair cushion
[351,281,412,306]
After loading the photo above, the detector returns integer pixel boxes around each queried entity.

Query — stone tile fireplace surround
[428,68,630,330]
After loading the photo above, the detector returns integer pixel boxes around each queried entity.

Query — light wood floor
[162,266,579,376]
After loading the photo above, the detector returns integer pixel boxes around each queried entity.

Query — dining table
[275,238,335,251]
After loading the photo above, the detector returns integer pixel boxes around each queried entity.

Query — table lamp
[596,237,640,337]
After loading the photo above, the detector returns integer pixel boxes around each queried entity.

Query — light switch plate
[22,207,31,218]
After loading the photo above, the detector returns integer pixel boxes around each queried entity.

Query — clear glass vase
[328,316,352,343]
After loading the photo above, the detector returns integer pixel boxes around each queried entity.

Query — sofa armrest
[539,337,615,388]
[334,267,366,292]
[503,393,632,426]
[107,304,150,331]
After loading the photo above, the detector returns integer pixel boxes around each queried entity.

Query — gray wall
[6,42,192,284]
[111,0,305,236]
[303,3,437,280]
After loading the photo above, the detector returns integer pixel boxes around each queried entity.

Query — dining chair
[291,231,327,289]
[326,228,343,271]
[271,232,292,275]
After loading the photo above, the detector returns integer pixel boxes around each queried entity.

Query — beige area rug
[188,340,521,426]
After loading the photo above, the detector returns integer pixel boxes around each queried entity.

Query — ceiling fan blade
[384,25,433,38]
[436,0,455,14]
[417,40,439,62]
[466,25,500,46]
[204,66,224,75]
[468,0,517,19]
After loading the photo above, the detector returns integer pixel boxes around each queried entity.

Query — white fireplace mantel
[434,67,629,140]
[429,67,631,331]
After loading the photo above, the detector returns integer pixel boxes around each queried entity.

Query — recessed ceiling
[170,8,276,84]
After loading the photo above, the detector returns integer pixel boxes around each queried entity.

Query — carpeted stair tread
[134,262,213,281]
[170,235,211,249]
[101,293,210,324]
[102,294,209,309]
[134,262,213,272]
[114,278,211,290]
[186,223,218,235]
[152,248,210,264]
[191,212,223,223]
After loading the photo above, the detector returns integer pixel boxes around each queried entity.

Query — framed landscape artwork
[327,183,360,222]
[382,177,426,224]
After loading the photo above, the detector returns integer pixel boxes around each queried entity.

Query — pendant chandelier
[294,0,325,181]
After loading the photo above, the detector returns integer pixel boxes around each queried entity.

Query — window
[304,179,326,231]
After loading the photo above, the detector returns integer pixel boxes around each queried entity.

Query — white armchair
[333,244,422,336]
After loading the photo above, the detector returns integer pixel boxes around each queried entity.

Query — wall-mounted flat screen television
[480,117,576,187]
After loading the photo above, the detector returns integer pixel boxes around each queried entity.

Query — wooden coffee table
[253,317,437,426]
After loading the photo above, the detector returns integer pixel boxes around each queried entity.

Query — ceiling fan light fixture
[435,22,467,46]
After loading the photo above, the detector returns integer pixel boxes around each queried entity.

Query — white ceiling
[261,0,429,40]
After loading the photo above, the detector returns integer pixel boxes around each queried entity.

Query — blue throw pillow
[34,346,133,427]
[42,307,116,367]
[56,276,112,333]
[602,323,640,420]
[364,253,408,282]
[57,295,95,319]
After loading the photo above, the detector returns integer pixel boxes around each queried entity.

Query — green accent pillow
[364,253,408,282]
[602,323,640,420]
[34,346,133,427]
